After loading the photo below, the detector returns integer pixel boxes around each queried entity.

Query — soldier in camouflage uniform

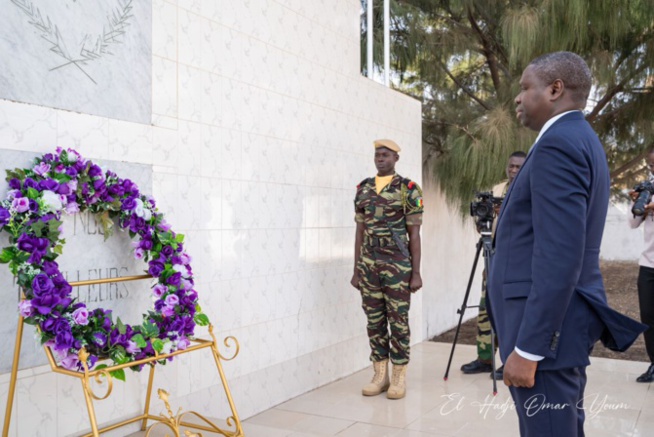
[351,139,424,400]
[461,151,526,379]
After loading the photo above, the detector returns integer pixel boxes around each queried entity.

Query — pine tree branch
[610,148,651,180]
[587,63,648,122]
[466,6,502,93]
[438,60,490,110]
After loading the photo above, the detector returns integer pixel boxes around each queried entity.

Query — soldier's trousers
[357,247,412,365]
[477,269,496,362]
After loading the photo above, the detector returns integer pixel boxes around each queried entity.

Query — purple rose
[148,260,165,277]
[0,207,10,226]
[158,220,172,232]
[33,162,51,176]
[11,197,29,213]
[9,178,21,189]
[28,199,39,213]
[108,183,125,197]
[38,178,60,192]
[161,245,174,258]
[180,253,192,265]
[88,165,103,178]
[140,238,153,251]
[152,284,168,298]
[18,300,33,317]
[166,272,182,287]
[42,260,60,276]
[54,330,74,351]
[60,354,80,370]
[177,337,190,350]
[57,183,71,195]
[134,248,145,260]
[161,306,175,317]
[121,196,136,211]
[23,178,38,189]
[93,332,107,347]
[41,317,56,332]
[65,166,78,177]
[165,294,179,307]
[72,307,89,325]
[53,318,71,334]
[32,294,61,315]
[32,274,55,297]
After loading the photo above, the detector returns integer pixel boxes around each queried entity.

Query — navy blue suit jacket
[488,111,645,371]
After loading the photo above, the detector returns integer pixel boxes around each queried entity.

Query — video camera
[632,180,654,216]
[470,191,503,232]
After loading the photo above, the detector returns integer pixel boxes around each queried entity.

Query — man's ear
[550,79,564,101]
[394,153,400,162]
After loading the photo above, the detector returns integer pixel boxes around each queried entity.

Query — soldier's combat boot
[362,359,390,396]
[387,364,407,400]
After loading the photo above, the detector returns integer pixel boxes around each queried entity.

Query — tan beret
[374,139,401,153]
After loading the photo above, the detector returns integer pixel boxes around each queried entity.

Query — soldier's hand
[350,272,361,290]
[409,272,422,293]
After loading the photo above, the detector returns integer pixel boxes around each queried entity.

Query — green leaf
[52,173,71,184]
[116,317,126,335]
[31,221,46,237]
[194,313,210,327]
[109,369,126,382]
[94,364,108,371]
[152,339,165,353]
[0,247,15,263]
[131,334,147,348]
[141,322,160,338]
[99,211,114,240]
[52,245,63,255]
[6,168,26,182]
[175,233,185,243]
[26,187,39,199]
[110,346,128,364]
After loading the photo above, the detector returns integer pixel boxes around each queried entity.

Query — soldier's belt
[363,234,407,248]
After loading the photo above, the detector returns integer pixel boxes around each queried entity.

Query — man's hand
[350,271,361,290]
[503,350,538,388]
[629,190,638,202]
[409,272,422,292]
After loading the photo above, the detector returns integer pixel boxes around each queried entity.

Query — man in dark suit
[487,51,646,436]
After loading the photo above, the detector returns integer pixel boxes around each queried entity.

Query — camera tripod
[443,226,500,395]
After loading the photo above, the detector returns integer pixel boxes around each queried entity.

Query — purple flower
[60,354,79,370]
[177,337,191,350]
[152,284,168,298]
[180,253,192,265]
[65,166,78,177]
[88,165,103,179]
[28,199,39,213]
[11,197,29,213]
[126,340,140,354]
[38,178,60,192]
[9,178,21,189]
[42,260,59,276]
[158,220,172,232]
[0,207,10,226]
[18,300,33,317]
[161,245,174,258]
[93,332,107,347]
[121,196,136,211]
[23,178,38,189]
[32,294,61,315]
[72,307,89,325]
[148,260,165,277]
[32,274,55,297]
[161,306,175,317]
[165,294,179,307]
[139,238,153,251]
[166,272,182,287]
[33,162,51,176]
[134,248,145,260]
[65,202,80,214]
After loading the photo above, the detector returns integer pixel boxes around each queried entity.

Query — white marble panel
[56,110,110,160]
[15,371,57,436]
[0,1,151,124]
[108,118,153,164]
[0,100,57,152]
[153,56,178,118]
[153,0,177,59]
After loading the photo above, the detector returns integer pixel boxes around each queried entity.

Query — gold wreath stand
[2,274,245,437]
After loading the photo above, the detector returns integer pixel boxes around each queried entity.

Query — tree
[361,0,654,210]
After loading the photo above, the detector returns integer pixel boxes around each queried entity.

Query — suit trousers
[509,366,587,437]
[637,265,654,363]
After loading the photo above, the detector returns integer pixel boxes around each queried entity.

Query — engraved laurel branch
[10,0,134,84]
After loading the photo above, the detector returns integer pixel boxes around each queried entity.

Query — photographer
[628,149,654,383]
[461,151,526,378]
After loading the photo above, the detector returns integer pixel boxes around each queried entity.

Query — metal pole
[383,0,390,86]
[367,0,373,78]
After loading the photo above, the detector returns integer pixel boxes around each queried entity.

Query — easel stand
[3,275,244,437]
[442,229,499,395]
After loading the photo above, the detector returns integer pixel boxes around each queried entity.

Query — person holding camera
[461,151,526,379]
[351,139,424,400]
[628,149,654,383]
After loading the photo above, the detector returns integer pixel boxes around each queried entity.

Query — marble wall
[0,0,423,435]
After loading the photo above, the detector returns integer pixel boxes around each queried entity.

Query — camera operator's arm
[350,221,365,289]
[408,224,422,292]
[628,190,650,228]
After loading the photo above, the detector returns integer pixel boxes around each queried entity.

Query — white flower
[133,198,152,221]
[41,190,63,212]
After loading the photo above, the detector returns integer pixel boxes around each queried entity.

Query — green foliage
[361,0,654,211]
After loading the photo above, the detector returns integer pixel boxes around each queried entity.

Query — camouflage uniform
[354,174,424,365]
[476,180,508,361]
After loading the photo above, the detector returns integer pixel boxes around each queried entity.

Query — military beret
[374,139,401,153]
